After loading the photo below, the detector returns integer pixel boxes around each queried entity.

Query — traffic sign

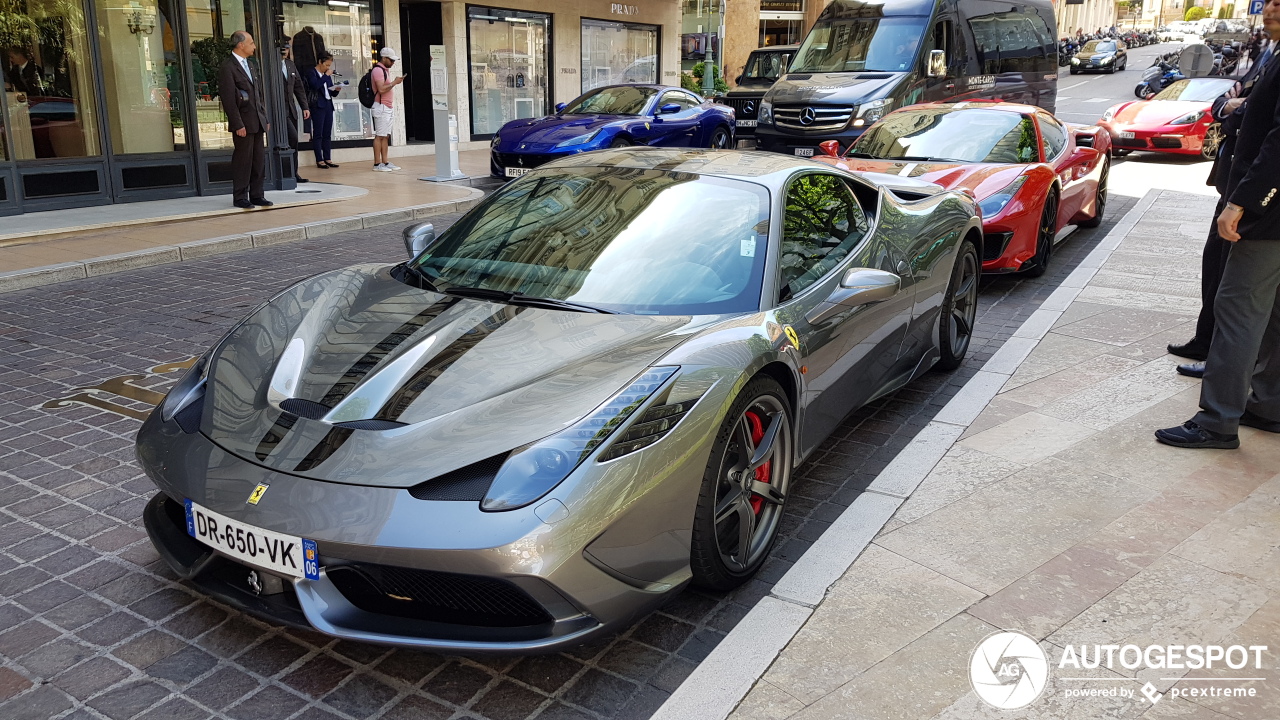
[1250,0,1264,15]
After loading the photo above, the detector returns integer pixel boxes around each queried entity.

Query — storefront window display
[679,0,719,73]
[581,19,658,93]
[0,0,102,160]
[96,0,188,154]
[187,0,253,150]
[280,0,382,143]
[468,6,549,137]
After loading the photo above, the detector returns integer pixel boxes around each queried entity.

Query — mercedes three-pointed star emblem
[800,107,817,126]
[744,100,756,115]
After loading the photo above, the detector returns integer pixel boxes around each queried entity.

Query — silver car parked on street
[137,148,982,652]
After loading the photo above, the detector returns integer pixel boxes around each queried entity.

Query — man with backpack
[369,48,404,172]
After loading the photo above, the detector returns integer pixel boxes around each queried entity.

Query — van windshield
[790,16,928,73]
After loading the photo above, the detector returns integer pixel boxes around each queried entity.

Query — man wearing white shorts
[371,47,404,172]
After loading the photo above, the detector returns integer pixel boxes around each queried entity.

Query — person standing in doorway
[219,31,271,209]
[281,42,310,183]
[306,51,344,169]
[371,47,404,172]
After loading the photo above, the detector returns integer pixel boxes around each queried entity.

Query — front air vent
[279,397,330,420]
[409,453,508,501]
[786,74,812,80]
[327,563,552,627]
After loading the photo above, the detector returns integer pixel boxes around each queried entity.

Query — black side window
[779,174,871,302]
[660,91,698,111]
[1038,115,1067,160]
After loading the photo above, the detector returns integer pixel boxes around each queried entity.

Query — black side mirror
[735,74,743,84]
[659,103,681,114]
[403,222,436,259]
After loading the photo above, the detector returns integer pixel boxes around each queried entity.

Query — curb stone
[650,188,1163,720]
[0,190,483,295]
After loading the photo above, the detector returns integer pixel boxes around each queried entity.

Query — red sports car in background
[1099,77,1236,159]
[813,102,1111,276]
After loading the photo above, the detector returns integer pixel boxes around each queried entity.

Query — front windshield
[411,168,771,315]
[1084,40,1117,53]
[1154,78,1235,102]
[743,51,791,80]
[562,86,658,115]
[790,16,928,73]
[853,108,1039,163]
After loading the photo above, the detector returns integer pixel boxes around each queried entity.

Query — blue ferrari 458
[489,84,736,179]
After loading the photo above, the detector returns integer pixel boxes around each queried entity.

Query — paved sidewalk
[0,149,493,277]
[712,190,1278,720]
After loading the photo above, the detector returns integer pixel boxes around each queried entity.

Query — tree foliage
[681,62,729,95]
[1185,6,1208,21]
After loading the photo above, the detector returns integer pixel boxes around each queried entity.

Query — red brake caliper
[744,411,771,515]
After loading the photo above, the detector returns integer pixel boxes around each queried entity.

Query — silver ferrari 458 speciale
[137,148,982,653]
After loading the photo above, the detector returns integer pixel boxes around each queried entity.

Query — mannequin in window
[292,27,327,74]
[6,48,43,95]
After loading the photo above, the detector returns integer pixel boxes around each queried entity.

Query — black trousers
[1193,240,1280,433]
[286,115,301,179]
[1194,196,1233,345]
[231,130,266,202]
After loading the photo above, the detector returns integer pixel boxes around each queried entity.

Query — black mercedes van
[755,0,1058,156]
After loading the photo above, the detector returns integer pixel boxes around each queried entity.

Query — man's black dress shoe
[1155,421,1239,449]
[297,177,309,183]
[250,198,274,207]
[1167,340,1209,361]
[1240,410,1280,433]
[233,199,253,209]
[1176,361,1205,378]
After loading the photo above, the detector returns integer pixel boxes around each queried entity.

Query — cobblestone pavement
[0,193,1136,720]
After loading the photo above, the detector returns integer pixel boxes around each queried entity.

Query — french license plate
[794,147,815,157]
[505,167,531,178]
[738,119,757,127]
[185,500,319,580]
[1119,131,1135,139]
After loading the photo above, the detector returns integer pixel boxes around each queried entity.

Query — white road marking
[1060,81,1088,91]
[1084,97,1112,102]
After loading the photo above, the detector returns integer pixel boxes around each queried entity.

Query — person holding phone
[371,47,404,171]
[306,51,345,169]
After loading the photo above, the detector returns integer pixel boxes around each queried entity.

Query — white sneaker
[385,162,402,171]
[373,164,393,172]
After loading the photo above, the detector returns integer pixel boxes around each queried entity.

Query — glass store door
[467,7,549,137]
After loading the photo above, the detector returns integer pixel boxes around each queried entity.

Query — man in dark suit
[1157,0,1280,448]
[219,31,272,209]
[281,43,310,184]
[1168,39,1274,370]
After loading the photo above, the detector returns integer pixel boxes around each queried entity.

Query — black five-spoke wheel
[937,238,979,371]
[691,376,792,590]
[1024,190,1058,278]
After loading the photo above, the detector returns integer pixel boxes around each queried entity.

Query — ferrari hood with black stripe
[201,264,693,487]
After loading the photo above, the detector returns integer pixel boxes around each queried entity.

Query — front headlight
[555,130,601,148]
[1101,56,1113,64]
[759,101,773,123]
[978,176,1028,218]
[1170,110,1204,125]
[481,367,679,511]
[1071,57,1081,65]
[856,98,893,125]
[491,134,500,149]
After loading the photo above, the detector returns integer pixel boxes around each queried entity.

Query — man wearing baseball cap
[371,47,404,171]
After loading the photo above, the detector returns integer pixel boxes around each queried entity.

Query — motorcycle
[1135,58,1184,98]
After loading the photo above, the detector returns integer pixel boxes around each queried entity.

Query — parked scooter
[1135,53,1185,97]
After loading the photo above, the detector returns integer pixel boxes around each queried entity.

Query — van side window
[967,12,1046,74]
[932,20,950,58]
[1038,115,1068,160]
[779,174,870,302]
